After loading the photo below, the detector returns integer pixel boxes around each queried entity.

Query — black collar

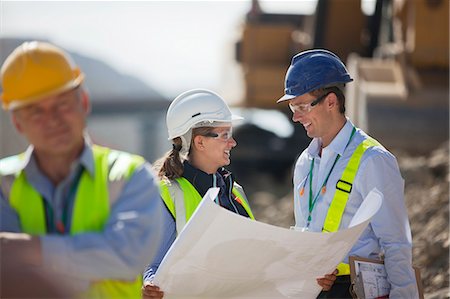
[182,161,233,198]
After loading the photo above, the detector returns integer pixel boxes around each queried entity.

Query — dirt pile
[246,141,449,297]
[398,141,449,296]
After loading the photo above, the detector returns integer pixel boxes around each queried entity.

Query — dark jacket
[182,161,250,218]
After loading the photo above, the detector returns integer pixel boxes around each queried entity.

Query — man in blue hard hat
[278,49,418,298]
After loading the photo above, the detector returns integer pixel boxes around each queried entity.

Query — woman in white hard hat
[142,89,255,299]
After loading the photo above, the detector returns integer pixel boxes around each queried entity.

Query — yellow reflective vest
[0,145,145,299]
[159,177,254,234]
[323,137,380,276]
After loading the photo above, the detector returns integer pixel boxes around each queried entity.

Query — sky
[0,1,374,103]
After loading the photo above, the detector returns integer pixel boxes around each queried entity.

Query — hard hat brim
[190,114,244,130]
[231,114,244,121]
[276,94,296,103]
[167,114,244,140]
[3,72,85,110]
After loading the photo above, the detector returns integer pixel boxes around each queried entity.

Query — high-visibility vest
[160,177,254,234]
[322,137,380,276]
[0,145,145,299]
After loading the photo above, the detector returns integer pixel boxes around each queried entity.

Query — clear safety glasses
[288,92,331,115]
[203,128,233,141]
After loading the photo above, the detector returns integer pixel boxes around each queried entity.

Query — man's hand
[142,281,164,299]
[0,232,42,266]
[316,269,338,291]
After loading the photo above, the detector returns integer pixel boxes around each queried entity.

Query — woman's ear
[192,135,206,152]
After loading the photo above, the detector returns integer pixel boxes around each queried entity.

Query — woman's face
[192,125,237,174]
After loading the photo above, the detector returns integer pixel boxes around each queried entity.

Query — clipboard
[349,256,424,299]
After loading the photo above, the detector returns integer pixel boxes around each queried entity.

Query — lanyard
[56,168,83,234]
[212,173,218,204]
[302,126,356,229]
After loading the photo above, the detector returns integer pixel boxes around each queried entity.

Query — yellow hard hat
[0,41,85,110]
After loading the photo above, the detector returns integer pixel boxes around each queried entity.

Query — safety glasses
[203,128,233,141]
[288,92,331,115]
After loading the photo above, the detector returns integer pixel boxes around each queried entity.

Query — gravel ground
[243,141,449,298]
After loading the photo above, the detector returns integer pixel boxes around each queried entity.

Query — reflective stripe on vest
[160,177,255,234]
[4,145,145,299]
[322,137,380,276]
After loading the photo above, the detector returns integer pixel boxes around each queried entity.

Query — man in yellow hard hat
[0,41,176,298]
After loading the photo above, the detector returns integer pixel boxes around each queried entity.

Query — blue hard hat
[277,49,353,103]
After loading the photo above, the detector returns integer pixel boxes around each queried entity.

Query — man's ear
[326,93,338,110]
[80,89,91,114]
[11,112,24,134]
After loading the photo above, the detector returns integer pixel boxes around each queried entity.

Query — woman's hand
[316,269,338,291]
[142,281,164,299]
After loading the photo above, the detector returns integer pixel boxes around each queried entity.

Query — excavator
[230,0,448,179]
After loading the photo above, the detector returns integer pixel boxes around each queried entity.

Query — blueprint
[153,188,383,298]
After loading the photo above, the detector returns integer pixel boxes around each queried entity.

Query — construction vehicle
[230,0,448,180]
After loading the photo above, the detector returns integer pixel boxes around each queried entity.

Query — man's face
[289,92,331,139]
[12,88,89,157]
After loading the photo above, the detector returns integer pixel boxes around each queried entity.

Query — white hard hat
[166,89,242,140]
